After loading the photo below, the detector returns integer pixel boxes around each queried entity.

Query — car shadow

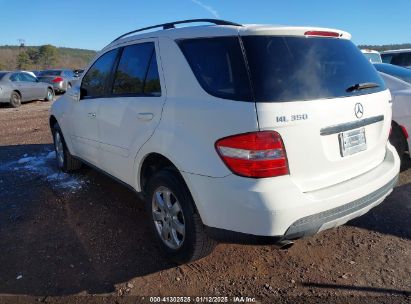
[0,144,175,296]
[346,158,411,240]
[302,282,410,297]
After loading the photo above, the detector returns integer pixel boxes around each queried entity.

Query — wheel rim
[152,186,185,250]
[54,132,64,167]
[47,90,53,100]
[12,93,20,104]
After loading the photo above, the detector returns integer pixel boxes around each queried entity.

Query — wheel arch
[139,152,181,193]
[392,120,409,151]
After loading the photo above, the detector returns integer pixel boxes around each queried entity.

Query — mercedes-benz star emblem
[354,103,364,119]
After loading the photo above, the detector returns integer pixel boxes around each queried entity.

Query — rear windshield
[179,36,386,102]
[0,72,6,80]
[242,36,386,102]
[39,70,62,76]
[363,52,382,63]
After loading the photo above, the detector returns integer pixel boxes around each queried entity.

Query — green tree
[39,44,58,68]
[16,51,31,69]
[26,48,40,67]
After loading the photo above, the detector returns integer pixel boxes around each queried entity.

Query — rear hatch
[240,29,391,192]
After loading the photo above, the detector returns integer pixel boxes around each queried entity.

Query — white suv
[50,19,400,263]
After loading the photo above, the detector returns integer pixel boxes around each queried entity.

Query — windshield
[242,36,386,102]
[39,70,62,76]
[374,63,411,84]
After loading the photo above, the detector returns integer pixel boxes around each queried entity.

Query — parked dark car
[0,71,54,107]
[381,49,411,69]
[37,69,77,94]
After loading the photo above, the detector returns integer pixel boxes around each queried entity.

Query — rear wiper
[346,82,379,92]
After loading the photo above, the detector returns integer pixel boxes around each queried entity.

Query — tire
[9,91,21,108]
[44,88,54,102]
[51,123,82,172]
[389,122,407,170]
[146,169,216,264]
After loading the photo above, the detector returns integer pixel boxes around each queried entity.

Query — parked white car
[379,72,411,164]
[361,49,382,63]
[50,19,400,263]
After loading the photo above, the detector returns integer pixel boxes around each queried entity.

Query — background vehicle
[381,49,411,68]
[0,71,54,107]
[361,49,382,63]
[379,72,411,166]
[50,19,399,263]
[37,69,76,93]
[374,63,411,84]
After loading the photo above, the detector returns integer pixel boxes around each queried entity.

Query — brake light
[52,77,63,83]
[215,131,289,178]
[304,30,340,38]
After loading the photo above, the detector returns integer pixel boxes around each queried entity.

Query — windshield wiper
[346,82,380,92]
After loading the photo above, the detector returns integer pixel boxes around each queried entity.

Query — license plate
[338,127,367,157]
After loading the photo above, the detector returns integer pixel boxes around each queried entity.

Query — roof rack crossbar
[111,19,242,43]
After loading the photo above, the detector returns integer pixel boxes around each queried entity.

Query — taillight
[400,125,409,139]
[215,131,289,178]
[304,30,340,38]
[52,77,63,83]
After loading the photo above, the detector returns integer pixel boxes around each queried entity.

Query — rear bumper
[183,142,400,238]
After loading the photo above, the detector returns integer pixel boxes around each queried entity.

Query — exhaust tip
[274,240,294,250]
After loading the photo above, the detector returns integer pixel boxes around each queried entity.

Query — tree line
[0,45,96,71]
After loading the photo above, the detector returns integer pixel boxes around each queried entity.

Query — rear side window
[178,37,252,101]
[390,52,411,67]
[20,73,37,82]
[144,53,161,96]
[81,49,119,99]
[10,74,20,81]
[112,42,158,96]
[242,36,386,102]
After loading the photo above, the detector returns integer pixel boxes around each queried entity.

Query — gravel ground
[0,100,410,304]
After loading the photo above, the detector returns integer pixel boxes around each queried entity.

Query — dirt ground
[0,100,410,304]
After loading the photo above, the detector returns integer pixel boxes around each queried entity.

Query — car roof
[103,22,351,52]
[361,49,380,54]
[381,49,411,54]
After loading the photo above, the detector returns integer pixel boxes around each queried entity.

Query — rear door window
[81,48,119,99]
[178,37,252,101]
[10,73,21,82]
[112,42,154,95]
[242,36,386,102]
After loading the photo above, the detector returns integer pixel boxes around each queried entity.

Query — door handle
[88,112,96,119]
[137,113,154,121]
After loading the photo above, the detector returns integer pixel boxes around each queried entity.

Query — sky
[0,0,410,50]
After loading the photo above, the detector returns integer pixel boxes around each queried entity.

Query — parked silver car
[37,69,77,94]
[0,71,54,107]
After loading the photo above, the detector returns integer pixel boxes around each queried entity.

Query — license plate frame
[338,127,367,157]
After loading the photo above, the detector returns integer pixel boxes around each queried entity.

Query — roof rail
[111,19,242,43]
